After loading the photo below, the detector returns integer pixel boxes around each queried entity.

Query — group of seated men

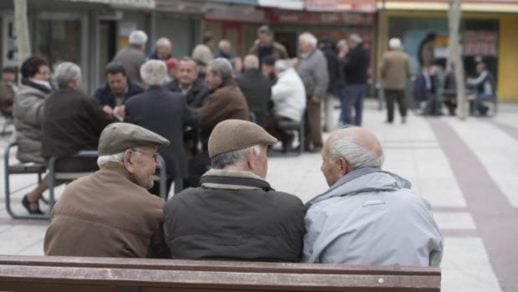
[44,118,443,267]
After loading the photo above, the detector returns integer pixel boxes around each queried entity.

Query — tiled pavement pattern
[1,100,518,291]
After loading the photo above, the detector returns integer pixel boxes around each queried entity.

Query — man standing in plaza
[249,25,288,64]
[381,38,411,124]
[297,32,329,152]
[342,34,369,126]
[112,30,148,85]
[44,123,170,258]
[304,127,443,266]
[163,119,305,262]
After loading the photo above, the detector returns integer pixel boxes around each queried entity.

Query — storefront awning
[66,0,156,9]
[305,0,376,12]
[258,0,305,10]
[378,0,518,13]
[204,0,259,5]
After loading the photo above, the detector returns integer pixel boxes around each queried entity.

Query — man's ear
[338,157,349,176]
[245,148,256,170]
[123,150,135,173]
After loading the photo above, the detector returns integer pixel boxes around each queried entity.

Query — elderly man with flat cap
[304,127,443,266]
[164,119,305,262]
[44,122,170,258]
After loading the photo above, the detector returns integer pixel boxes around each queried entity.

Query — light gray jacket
[303,167,443,266]
[297,48,329,98]
[13,84,50,164]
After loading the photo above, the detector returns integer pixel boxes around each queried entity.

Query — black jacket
[322,47,341,93]
[93,81,143,108]
[42,88,113,159]
[165,78,210,108]
[343,44,369,85]
[236,69,271,126]
[163,170,305,262]
[124,86,197,178]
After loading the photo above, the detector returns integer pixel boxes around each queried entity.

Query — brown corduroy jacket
[381,49,411,90]
[197,79,249,142]
[44,163,169,258]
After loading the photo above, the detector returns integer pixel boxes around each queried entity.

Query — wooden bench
[0,255,441,292]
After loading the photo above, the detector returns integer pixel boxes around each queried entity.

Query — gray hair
[129,30,148,45]
[97,152,124,167]
[155,37,171,48]
[349,34,363,44]
[211,145,261,169]
[274,59,291,72]
[389,38,402,50]
[208,58,233,82]
[54,62,81,89]
[140,60,167,85]
[330,138,384,171]
[218,39,231,50]
[299,32,317,47]
[243,55,259,70]
[337,39,348,49]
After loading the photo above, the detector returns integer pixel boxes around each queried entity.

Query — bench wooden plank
[0,255,441,292]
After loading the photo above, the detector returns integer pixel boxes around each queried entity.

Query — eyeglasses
[131,148,159,162]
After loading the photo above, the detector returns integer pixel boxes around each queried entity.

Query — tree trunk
[448,0,467,120]
[14,0,31,66]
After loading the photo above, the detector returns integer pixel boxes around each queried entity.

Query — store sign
[67,0,155,8]
[305,0,376,12]
[266,9,375,24]
[258,0,305,10]
[463,30,498,57]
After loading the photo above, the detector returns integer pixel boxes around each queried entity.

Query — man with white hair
[149,37,173,61]
[264,59,306,152]
[381,38,411,124]
[113,30,148,85]
[297,32,329,153]
[342,34,369,126]
[236,54,271,126]
[42,62,114,172]
[304,127,443,266]
[198,58,249,146]
[125,60,197,195]
[45,122,170,258]
[164,119,305,261]
[215,39,233,60]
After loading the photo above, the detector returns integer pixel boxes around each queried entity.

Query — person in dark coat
[93,63,143,117]
[164,120,305,262]
[165,57,209,108]
[414,66,441,116]
[42,62,114,173]
[249,25,288,65]
[198,58,249,146]
[342,34,369,126]
[125,60,197,195]
[236,55,271,127]
[319,40,341,132]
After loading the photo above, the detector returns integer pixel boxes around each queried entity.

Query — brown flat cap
[208,119,277,158]
[98,122,169,155]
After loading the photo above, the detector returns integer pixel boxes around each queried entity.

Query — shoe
[384,120,393,124]
[402,117,407,124]
[22,195,43,215]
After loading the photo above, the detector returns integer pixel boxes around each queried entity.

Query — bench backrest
[0,255,441,292]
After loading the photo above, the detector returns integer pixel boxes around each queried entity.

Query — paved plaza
[1,99,517,291]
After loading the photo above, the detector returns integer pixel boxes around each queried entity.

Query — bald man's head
[321,127,384,185]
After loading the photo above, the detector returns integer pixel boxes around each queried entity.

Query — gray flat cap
[98,123,169,155]
[208,119,277,158]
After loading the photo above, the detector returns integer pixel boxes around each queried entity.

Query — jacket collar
[306,167,412,207]
[201,169,272,191]
[100,162,149,190]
